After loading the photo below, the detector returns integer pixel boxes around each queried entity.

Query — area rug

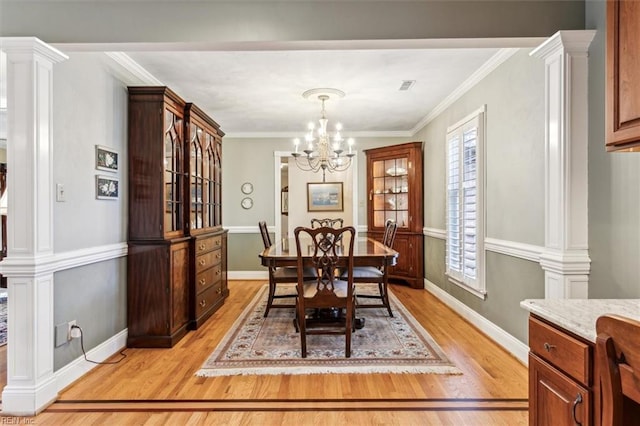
[196,284,460,377]
[0,292,7,346]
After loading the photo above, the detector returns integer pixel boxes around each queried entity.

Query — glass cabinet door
[164,108,184,235]
[203,133,216,228]
[213,139,222,227]
[371,157,409,229]
[189,123,204,230]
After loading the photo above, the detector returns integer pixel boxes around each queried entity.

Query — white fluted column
[0,37,67,415]
[530,31,595,299]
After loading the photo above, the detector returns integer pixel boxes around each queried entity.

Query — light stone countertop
[520,299,640,343]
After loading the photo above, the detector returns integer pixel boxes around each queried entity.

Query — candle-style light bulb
[293,138,300,153]
[348,138,355,153]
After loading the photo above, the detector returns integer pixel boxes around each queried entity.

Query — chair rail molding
[423,227,446,240]
[530,30,595,299]
[484,238,544,263]
[1,37,68,415]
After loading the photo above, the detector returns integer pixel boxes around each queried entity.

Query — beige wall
[287,164,354,238]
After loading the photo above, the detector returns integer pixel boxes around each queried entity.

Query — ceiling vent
[399,80,416,91]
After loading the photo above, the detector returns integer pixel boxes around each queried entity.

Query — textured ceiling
[126,47,502,137]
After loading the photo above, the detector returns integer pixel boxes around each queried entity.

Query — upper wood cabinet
[365,142,424,289]
[128,87,187,240]
[184,103,224,234]
[606,0,640,151]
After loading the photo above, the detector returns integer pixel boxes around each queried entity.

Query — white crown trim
[104,52,164,86]
[411,48,519,134]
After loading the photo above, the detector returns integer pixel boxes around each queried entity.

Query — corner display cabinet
[365,142,424,288]
[127,87,228,348]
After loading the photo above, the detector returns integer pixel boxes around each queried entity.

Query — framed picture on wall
[96,175,119,200]
[95,145,119,172]
[307,182,343,212]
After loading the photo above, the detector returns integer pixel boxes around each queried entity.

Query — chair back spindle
[596,314,640,426]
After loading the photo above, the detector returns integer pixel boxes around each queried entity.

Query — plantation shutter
[446,111,482,292]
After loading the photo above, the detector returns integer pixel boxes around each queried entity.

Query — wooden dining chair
[259,221,315,318]
[596,314,640,426]
[343,219,397,317]
[294,225,356,358]
[310,218,344,228]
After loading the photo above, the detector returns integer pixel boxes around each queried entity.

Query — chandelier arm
[291,88,354,177]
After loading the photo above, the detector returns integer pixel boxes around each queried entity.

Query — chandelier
[291,88,355,182]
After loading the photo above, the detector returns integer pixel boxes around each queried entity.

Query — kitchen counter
[520,298,640,343]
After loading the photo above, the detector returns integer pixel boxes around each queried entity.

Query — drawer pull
[199,259,206,266]
[199,243,206,250]
[216,287,222,294]
[572,393,583,426]
[216,253,221,259]
[215,240,221,246]
[199,278,206,286]
[543,342,556,352]
[216,270,221,276]
[200,299,207,307]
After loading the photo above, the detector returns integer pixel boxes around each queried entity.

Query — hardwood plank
[27,280,528,424]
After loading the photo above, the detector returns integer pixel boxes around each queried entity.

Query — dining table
[259,236,399,270]
[259,236,399,329]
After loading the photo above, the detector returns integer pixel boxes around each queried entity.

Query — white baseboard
[55,328,128,392]
[424,278,529,365]
[228,271,268,280]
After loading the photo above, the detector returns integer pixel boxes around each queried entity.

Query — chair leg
[345,303,352,358]
[298,304,307,358]
[382,282,394,317]
[264,280,276,317]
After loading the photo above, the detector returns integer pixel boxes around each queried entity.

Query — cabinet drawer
[195,282,223,318]
[195,249,222,274]
[195,235,222,255]
[529,317,591,385]
[195,263,222,294]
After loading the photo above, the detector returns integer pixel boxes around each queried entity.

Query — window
[446,106,485,298]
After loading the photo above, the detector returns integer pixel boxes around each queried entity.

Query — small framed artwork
[96,175,119,200]
[307,182,343,212]
[95,145,119,172]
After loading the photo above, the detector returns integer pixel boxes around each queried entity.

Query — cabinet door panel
[530,354,590,426]
[606,0,640,151]
[390,234,413,276]
[171,242,190,333]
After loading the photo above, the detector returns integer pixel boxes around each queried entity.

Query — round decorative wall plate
[241,197,254,209]
[241,182,254,194]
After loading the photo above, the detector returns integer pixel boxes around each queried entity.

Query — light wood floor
[22,280,528,424]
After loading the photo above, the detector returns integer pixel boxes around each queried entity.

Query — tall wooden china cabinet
[365,142,423,288]
[127,87,228,348]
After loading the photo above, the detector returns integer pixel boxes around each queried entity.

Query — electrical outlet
[55,323,68,347]
[67,320,76,341]
[56,183,66,202]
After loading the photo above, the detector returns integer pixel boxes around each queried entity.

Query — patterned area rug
[0,292,7,347]
[196,284,460,377]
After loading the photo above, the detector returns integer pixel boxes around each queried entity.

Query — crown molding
[411,48,519,134]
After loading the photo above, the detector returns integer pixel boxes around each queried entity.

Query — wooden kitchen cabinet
[528,316,592,425]
[606,0,640,151]
[365,142,424,288]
